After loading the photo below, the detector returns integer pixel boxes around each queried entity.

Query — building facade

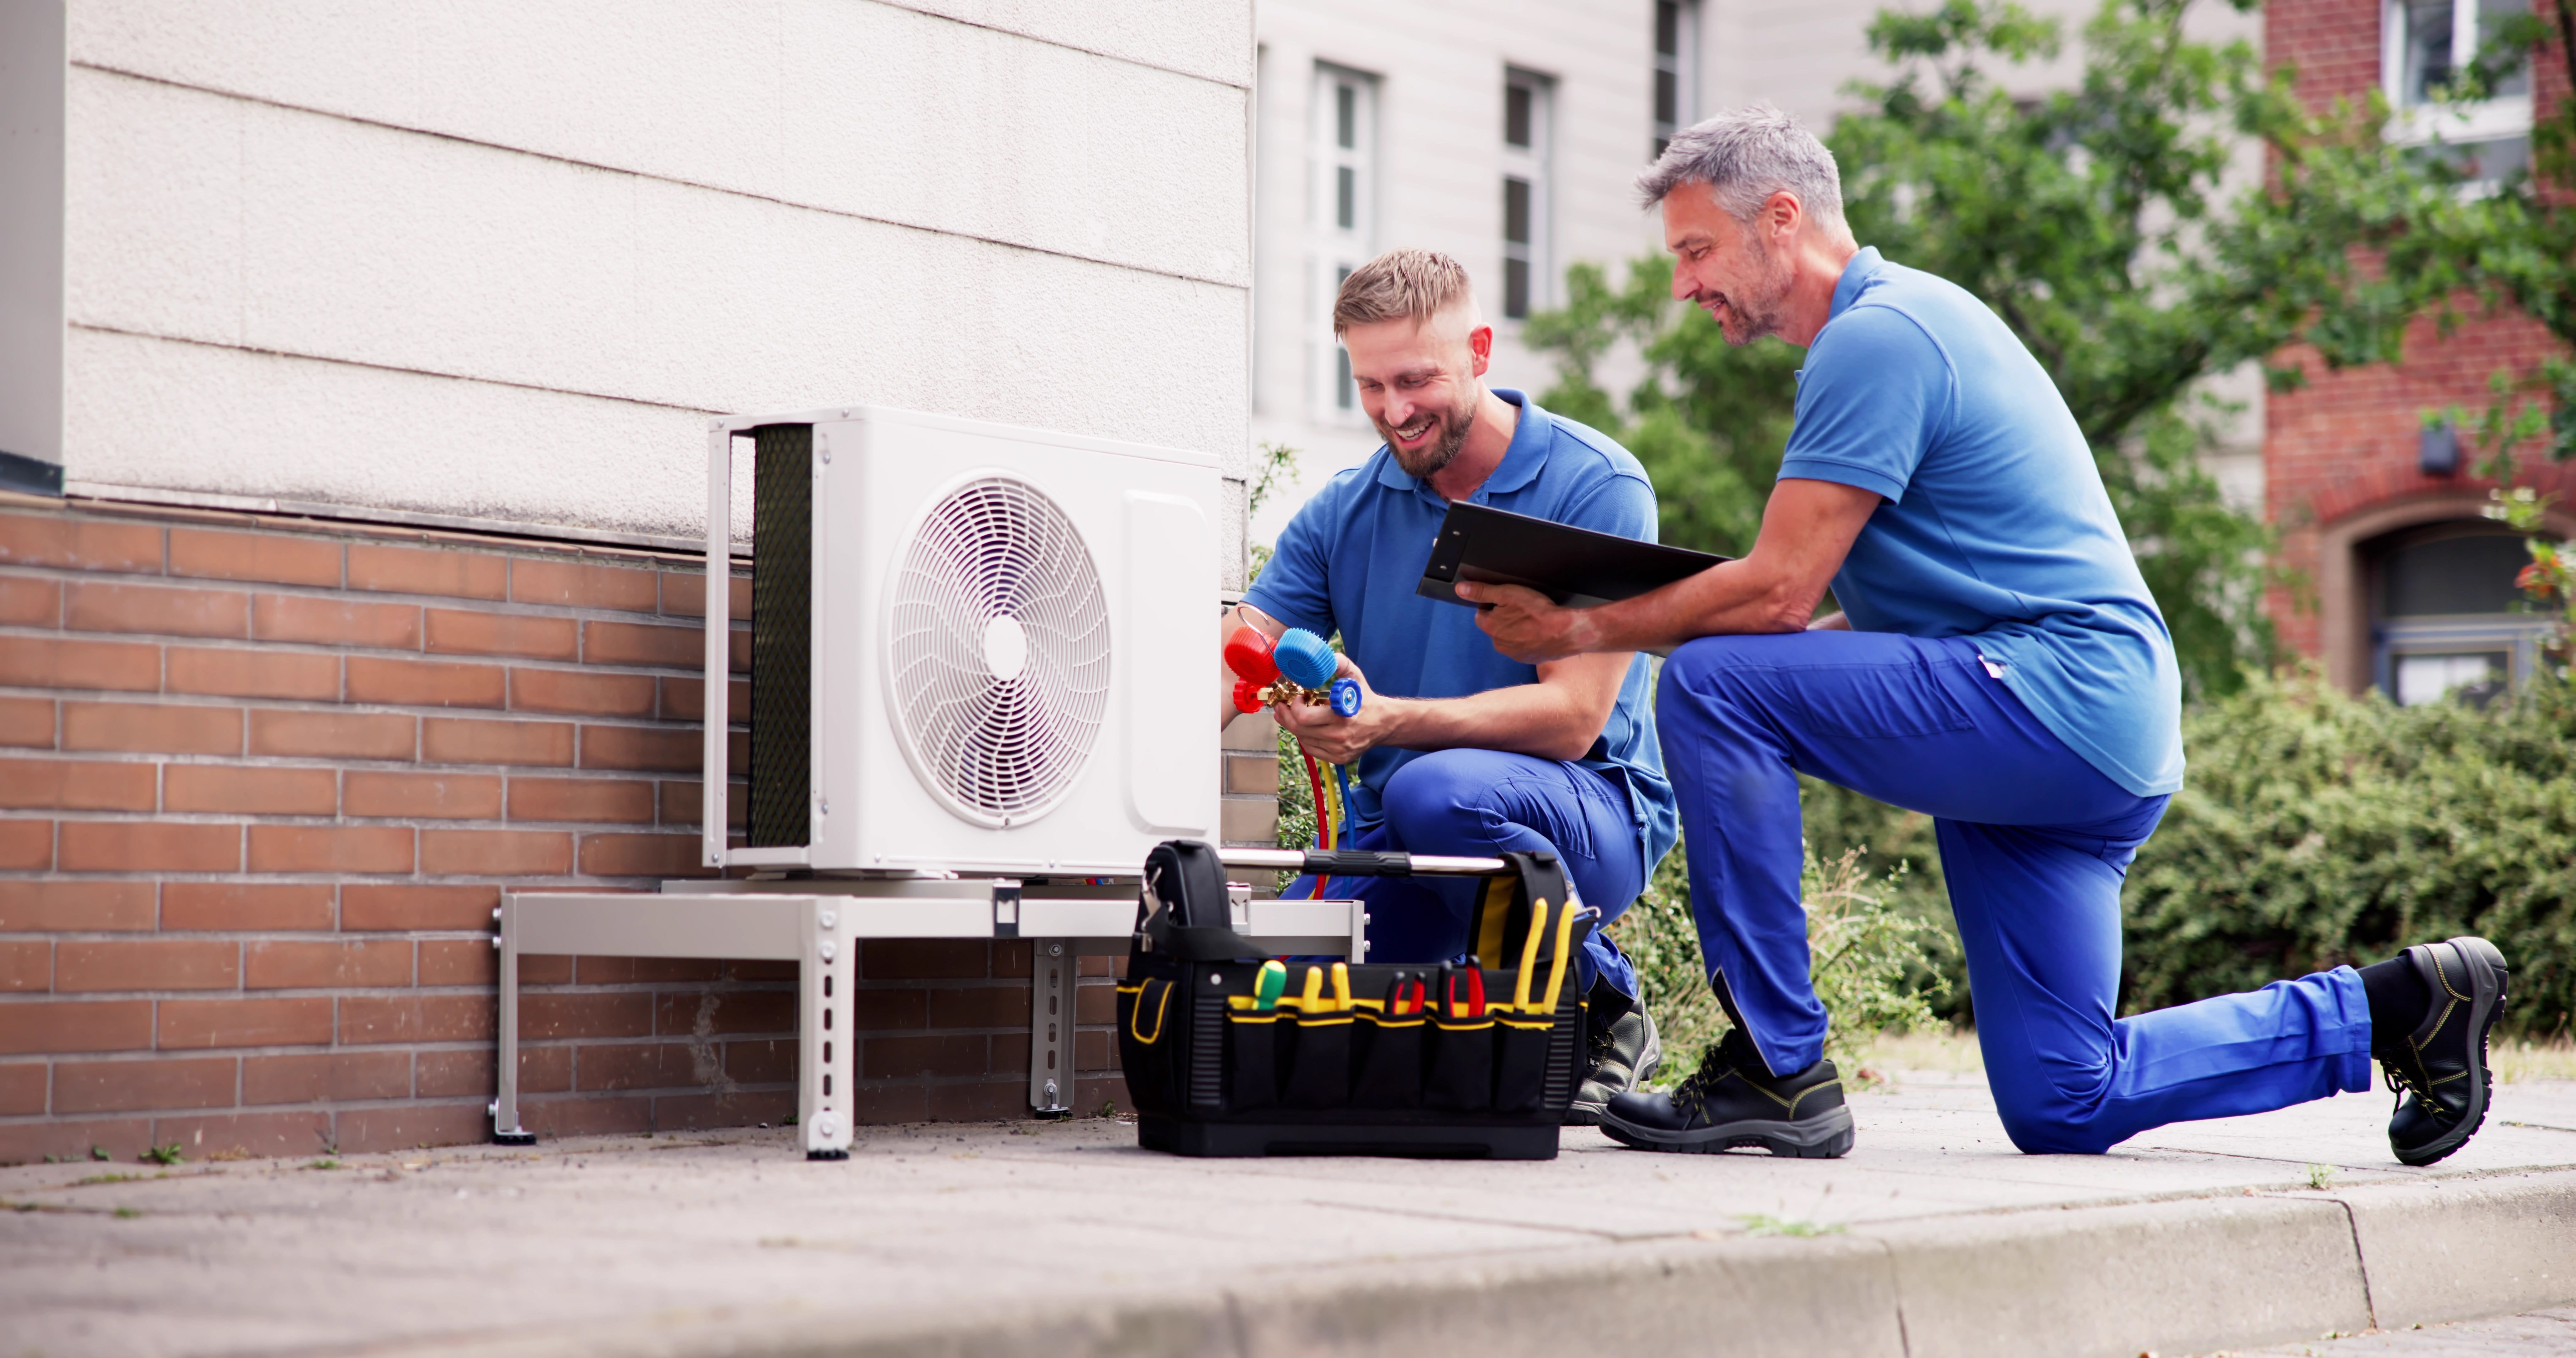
[2267,0,2576,699]
[0,0,1253,1162]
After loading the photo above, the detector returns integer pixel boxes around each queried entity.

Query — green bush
[2123,672,2576,1034]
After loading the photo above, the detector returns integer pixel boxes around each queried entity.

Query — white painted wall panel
[904,0,1252,85]
[61,71,242,352]
[67,0,1247,286]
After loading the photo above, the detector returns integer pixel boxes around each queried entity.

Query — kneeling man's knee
[1381,753,1506,848]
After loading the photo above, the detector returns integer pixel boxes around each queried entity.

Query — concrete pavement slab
[4,1072,2574,1358]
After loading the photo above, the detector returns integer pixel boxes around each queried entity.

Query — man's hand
[1454,582,1602,665]
[1275,652,1386,765]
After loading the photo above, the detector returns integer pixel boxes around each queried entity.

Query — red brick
[0,636,162,692]
[168,527,341,587]
[425,609,578,662]
[837,988,927,1030]
[163,764,337,815]
[58,820,238,873]
[583,619,699,668]
[658,571,754,619]
[511,558,660,612]
[245,939,412,989]
[724,1038,797,1083]
[161,883,335,932]
[346,655,506,708]
[250,709,414,760]
[0,880,156,931]
[573,956,720,984]
[848,1084,929,1126]
[156,996,334,1048]
[252,593,420,649]
[0,818,51,869]
[343,770,502,820]
[0,941,48,992]
[656,676,747,724]
[62,700,242,755]
[0,574,61,625]
[927,1079,1035,1121]
[419,828,572,876]
[0,696,53,748]
[575,832,706,878]
[0,1116,156,1166]
[56,939,238,991]
[523,992,655,1040]
[862,939,992,981]
[53,1056,236,1113]
[346,543,507,600]
[509,667,655,718]
[335,1101,490,1153]
[577,724,700,773]
[0,512,162,573]
[241,1051,412,1105]
[338,994,493,1045]
[929,985,1031,1029]
[154,1109,336,1159]
[339,884,498,932]
[731,629,750,673]
[418,937,497,986]
[655,1088,796,1130]
[0,1060,44,1114]
[0,999,153,1054]
[507,776,653,824]
[519,1094,652,1138]
[64,582,248,639]
[865,1034,987,1079]
[246,824,414,874]
[656,780,746,830]
[167,646,340,700]
[651,989,790,1037]
[418,1046,575,1098]
[0,757,156,811]
[574,1042,703,1092]
[422,716,574,767]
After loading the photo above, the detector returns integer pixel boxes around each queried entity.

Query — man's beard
[1714,233,1796,346]
[1379,396,1478,479]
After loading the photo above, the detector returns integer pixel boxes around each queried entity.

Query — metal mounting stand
[1029,939,1074,1118]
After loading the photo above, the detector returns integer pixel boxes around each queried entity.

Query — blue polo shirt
[1779,248,2184,796]
[1244,390,1679,877]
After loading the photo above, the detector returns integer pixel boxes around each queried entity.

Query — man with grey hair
[1461,105,2509,1166]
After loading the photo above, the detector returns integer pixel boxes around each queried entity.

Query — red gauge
[1223,625,1280,685]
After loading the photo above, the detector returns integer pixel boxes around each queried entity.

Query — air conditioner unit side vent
[749,423,813,848]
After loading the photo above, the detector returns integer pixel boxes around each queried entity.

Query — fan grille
[885,477,1111,826]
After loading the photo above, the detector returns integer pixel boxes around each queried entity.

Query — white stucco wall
[51,0,1254,558]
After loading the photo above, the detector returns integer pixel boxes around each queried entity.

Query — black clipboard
[1416,502,1727,609]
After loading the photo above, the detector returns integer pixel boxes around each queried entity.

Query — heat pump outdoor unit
[700,407,1221,878]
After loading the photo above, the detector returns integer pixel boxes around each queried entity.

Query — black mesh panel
[749,425,813,848]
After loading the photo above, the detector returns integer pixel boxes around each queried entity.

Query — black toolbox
[1116,840,1593,1159]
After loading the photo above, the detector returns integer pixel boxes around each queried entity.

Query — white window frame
[1653,0,1701,157]
[2382,0,2534,185]
[1311,63,1377,422]
[1502,69,1553,323]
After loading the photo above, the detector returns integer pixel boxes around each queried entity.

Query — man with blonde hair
[1222,248,1677,1120]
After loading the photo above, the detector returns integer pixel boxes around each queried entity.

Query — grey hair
[1635,103,1845,227]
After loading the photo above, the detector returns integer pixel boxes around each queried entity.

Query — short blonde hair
[1332,248,1474,337]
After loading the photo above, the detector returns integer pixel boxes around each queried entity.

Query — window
[1653,1,1699,157]
[2384,0,2533,187]
[1502,71,1552,321]
[2366,522,2553,704]
[1312,65,1376,418]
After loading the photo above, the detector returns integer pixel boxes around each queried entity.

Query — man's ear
[1467,323,1494,378]
[1768,189,1804,245]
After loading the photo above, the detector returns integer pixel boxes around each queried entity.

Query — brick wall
[0,496,1124,1166]
[2266,0,2576,673]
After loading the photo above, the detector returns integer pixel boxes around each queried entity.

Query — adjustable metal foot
[805,1149,849,1161]
[493,1129,536,1146]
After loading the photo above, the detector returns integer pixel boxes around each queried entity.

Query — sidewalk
[5,1069,2573,1358]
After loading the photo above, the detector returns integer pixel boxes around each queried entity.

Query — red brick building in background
[2268,0,2576,698]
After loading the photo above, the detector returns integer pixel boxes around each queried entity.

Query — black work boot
[1598,1027,1853,1158]
[1566,980,1662,1127]
[2380,936,2510,1167]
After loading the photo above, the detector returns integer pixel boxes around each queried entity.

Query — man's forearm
[1582,559,1818,652]
[1370,685,1608,764]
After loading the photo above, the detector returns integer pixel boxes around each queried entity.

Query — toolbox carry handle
[1217,847,1525,879]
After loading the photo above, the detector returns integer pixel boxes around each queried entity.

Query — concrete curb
[355,1168,2576,1358]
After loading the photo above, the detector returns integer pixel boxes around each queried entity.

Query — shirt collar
[1372,388,1551,501]
[1828,246,1885,324]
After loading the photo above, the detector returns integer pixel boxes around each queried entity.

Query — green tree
[1529,0,2454,699]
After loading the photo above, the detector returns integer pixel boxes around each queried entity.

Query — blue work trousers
[1657,631,2374,1154]
[1280,749,1645,1000]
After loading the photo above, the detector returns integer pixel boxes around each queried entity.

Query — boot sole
[1597,1103,1854,1159]
[2396,936,2509,1168]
